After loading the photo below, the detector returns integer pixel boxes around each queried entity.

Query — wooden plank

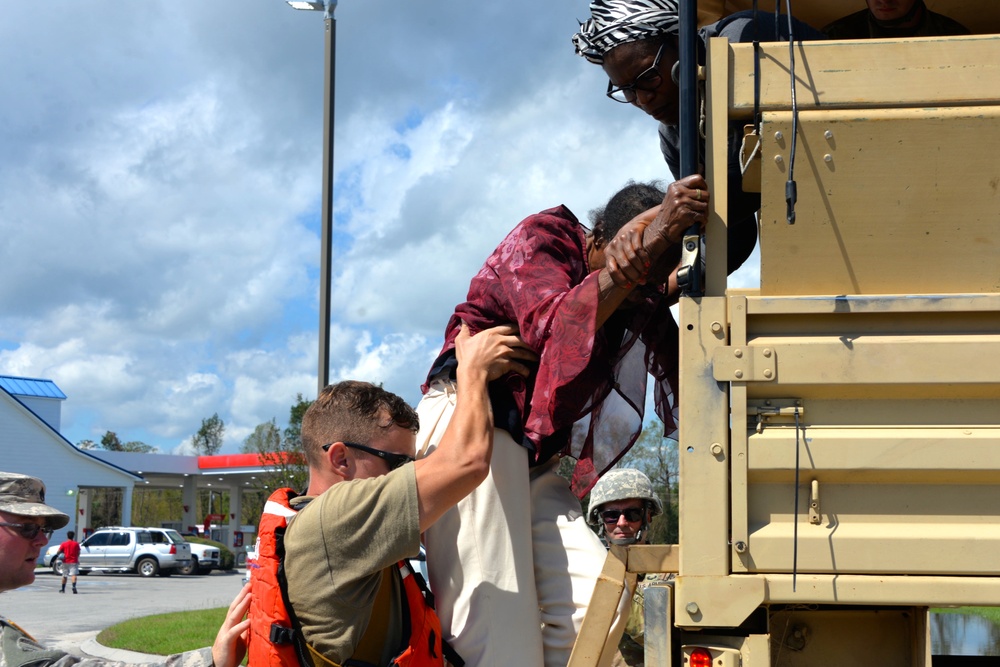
[567,547,633,667]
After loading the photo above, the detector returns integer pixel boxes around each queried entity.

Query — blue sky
[0,0,759,454]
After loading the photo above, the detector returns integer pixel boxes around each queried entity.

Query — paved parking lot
[4,568,247,657]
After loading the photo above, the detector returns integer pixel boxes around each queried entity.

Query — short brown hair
[301,381,419,468]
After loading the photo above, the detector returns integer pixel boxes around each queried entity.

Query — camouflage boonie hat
[0,472,70,529]
[587,468,663,525]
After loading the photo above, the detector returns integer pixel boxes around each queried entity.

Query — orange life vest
[247,487,462,667]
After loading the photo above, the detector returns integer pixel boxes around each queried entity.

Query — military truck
[570,2,1000,666]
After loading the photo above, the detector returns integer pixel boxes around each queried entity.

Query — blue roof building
[0,374,67,431]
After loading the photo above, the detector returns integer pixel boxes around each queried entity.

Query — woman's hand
[604,205,659,289]
[604,174,709,290]
[652,174,709,246]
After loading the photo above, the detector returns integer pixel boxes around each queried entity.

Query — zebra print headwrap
[572,0,680,65]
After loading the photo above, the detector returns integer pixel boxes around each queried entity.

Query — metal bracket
[677,231,703,297]
[712,346,777,382]
[749,399,803,433]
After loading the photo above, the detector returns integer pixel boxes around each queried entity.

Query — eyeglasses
[606,41,669,104]
[0,521,54,540]
[600,508,645,524]
[322,441,414,471]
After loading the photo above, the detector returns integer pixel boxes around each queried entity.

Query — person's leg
[60,574,66,593]
[531,462,630,667]
[417,380,544,667]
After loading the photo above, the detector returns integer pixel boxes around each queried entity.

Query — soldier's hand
[455,322,538,382]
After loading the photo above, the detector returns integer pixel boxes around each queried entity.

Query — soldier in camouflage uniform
[0,471,250,667]
[587,469,670,667]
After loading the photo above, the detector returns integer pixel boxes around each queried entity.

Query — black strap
[274,496,313,667]
[442,640,465,667]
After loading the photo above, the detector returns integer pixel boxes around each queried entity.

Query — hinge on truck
[712,345,777,382]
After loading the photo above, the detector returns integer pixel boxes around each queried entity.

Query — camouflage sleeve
[622,586,646,645]
[1,620,214,667]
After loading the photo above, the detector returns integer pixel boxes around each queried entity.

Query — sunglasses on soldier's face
[600,508,644,524]
[0,521,53,540]
[322,441,414,471]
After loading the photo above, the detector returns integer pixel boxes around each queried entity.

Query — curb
[81,637,167,664]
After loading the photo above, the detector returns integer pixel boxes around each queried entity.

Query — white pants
[417,380,626,667]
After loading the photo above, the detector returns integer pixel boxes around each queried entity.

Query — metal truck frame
[570,2,1000,666]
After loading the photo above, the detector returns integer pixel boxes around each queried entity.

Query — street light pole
[286,0,337,396]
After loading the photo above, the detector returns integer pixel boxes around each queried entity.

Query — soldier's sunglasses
[600,508,645,524]
[322,441,414,471]
[0,521,54,540]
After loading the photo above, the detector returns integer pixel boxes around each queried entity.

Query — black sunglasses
[0,521,54,540]
[607,41,669,104]
[600,508,645,524]
[322,441,414,471]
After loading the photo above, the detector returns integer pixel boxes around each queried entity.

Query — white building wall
[12,395,62,432]
[0,393,137,546]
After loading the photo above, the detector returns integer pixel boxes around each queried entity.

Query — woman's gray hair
[572,0,680,65]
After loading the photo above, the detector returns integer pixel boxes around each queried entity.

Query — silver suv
[46,527,192,578]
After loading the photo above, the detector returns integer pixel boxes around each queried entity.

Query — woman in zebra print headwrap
[574,0,825,278]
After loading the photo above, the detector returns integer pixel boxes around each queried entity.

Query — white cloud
[0,0,760,454]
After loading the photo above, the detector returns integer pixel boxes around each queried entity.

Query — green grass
[97,607,227,655]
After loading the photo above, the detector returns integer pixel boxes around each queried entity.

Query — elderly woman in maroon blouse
[415,175,706,667]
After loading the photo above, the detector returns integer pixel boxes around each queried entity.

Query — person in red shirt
[417,177,706,667]
[57,530,81,594]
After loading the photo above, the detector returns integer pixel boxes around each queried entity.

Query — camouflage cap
[587,468,663,525]
[0,471,70,529]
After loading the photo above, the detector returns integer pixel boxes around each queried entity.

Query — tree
[122,440,156,453]
[615,419,679,544]
[192,413,225,455]
[132,488,183,526]
[101,430,124,451]
[77,439,97,450]
[89,487,123,529]
[283,393,312,450]
[271,393,313,491]
[241,395,314,526]
[242,419,282,454]
[95,431,156,453]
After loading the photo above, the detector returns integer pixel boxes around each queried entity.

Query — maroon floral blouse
[423,205,678,497]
